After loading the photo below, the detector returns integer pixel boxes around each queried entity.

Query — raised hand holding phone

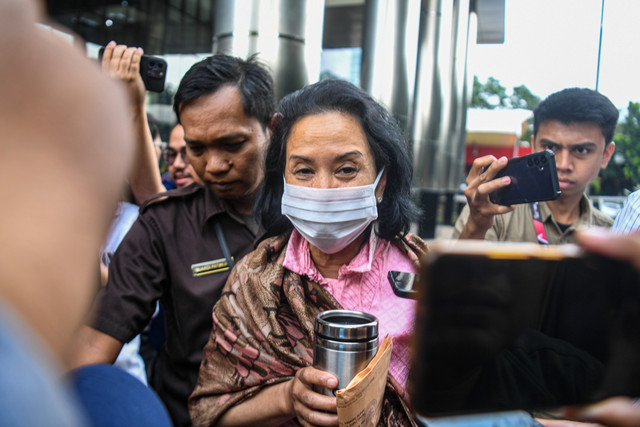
[459,151,562,239]
[489,150,561,206]
[99,41,165,203]
[458,155,517,239]
[100,42,146,109]
[99,42,167,94]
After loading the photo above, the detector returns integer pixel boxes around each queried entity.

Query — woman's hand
[285,366,339,427]
[217,366,339,427]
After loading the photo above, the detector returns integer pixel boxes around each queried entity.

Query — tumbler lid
[315,309,378,342]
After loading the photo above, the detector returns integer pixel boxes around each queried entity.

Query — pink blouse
[283,228,417,387]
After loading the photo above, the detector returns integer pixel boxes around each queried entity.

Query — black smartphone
[489,150,561,205]
[388,270,418,299]
[409,240,640,418]
[98,46,167,93]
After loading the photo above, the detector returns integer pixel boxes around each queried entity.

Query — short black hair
[173,54,275,128]
[256,79,420,241]
[533,88,619,144]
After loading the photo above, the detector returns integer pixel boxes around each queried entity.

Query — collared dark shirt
[92,184,260,427]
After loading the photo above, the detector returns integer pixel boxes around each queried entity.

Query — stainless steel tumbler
[313,309,379,396]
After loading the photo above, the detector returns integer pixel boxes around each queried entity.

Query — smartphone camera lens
[527,159,534,167]
[534,158,540,165]
[541,156,547,164]
[147,63,165,78]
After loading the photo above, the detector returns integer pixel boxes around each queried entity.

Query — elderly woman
[189,79,426,426]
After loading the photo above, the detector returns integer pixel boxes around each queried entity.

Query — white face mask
[281,169,384,254]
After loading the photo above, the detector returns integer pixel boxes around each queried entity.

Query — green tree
[592,101,640,195]
[471,76,507,109]
[471,76,540,110]
[510,85,541,110]
[521,117,534,143]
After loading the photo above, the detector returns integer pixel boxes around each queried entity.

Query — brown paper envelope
[336,336,393,427]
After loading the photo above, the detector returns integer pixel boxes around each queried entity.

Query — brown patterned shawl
[189,231,428,426]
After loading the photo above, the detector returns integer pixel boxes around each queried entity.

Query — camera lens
[534,158,540,165]
[541,156,547,164]
[527,159,534,167]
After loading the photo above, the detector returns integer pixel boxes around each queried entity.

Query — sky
[469,0,640,113]
[83,0,639,115]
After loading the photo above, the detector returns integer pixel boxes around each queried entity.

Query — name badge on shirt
[191,257,234,277]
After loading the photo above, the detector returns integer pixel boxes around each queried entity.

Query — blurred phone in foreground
[98,46,167,93]
[408,239,640,418]
[489,150,561,205]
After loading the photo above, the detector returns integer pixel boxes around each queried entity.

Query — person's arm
[612,191,640,233]
[217,366,339,427]
[101,41,164,204]
[457,155,516,240]
[68,325,124,370]
[560,396,640,427]
[74,210,164,370]
[575,228,640,271]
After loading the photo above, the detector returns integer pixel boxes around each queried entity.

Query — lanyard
[214,222,235,269]
[530,202,548,245]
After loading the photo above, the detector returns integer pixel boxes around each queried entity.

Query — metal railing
[590,195,627,220]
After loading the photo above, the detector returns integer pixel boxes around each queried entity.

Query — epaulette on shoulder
[140,184,203,213]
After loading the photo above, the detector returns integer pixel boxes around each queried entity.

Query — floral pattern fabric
[189,231,427,426]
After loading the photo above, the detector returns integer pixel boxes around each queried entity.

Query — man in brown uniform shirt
[73,55,275,426]
[453,88,617,244]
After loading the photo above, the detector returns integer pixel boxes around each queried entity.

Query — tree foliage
[592,102,640,195]
[471,76,540,110]
[510,85,541,110]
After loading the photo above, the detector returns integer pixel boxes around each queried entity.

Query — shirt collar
[202,187,227,227]
[539,200,554,222]
[202,188,264,242]
[283,227,378,281]
[541,194,594,226]
[577,194,596,225]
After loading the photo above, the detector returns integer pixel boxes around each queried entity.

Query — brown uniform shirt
[91,184,260,426]
[452,194,614,244]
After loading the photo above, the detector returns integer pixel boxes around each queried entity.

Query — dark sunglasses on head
[163,147,189,166]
